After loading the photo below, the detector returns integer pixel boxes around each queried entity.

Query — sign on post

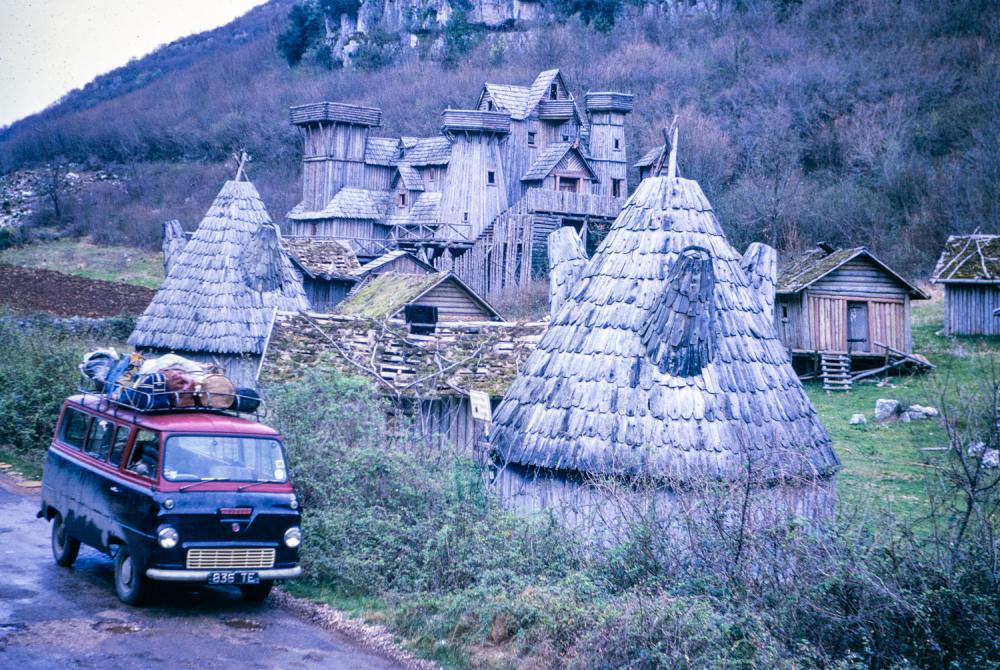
[469,390,492,423]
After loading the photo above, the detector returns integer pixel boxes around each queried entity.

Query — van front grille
[186,548,275,569]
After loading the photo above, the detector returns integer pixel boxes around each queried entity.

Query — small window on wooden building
[550,83,558,99]
[405,304,438,335]
[611,179,622,198]
[613,137,621,150]
[781,305,788,320]
[487,171,496,185]
[527,132,536,147]
[487,100,494,111]
[463,212,469,222]
[562,134,570,142]
[428,167,436,182]
[557,176,580,193]
[397,192,407,207]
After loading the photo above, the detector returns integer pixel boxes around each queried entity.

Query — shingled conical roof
[129,180,309,355]
[492,177,838,483]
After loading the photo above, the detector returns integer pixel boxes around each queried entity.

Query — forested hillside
[2,0,997,275]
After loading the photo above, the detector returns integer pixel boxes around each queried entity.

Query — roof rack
[78,376,268,422]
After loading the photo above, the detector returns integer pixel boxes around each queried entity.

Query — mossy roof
[777,246,927,298]
[282,238,359,280]
[260,312,544,398]
[335,272,444,318]
[930,235,1000,283]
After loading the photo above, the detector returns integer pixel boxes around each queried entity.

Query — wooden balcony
[521,188,623,219]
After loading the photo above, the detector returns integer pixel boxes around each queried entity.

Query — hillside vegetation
[2,0,998,275]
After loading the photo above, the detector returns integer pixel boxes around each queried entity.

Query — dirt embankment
[0,263,154,317]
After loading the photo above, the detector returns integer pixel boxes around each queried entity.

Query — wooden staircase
[820,353,852,392]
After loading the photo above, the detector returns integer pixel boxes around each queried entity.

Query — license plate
[207,571,260,585]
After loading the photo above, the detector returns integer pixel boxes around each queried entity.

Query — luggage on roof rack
[77,350,265,419]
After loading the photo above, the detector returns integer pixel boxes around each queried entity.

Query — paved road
[0,480,403,670]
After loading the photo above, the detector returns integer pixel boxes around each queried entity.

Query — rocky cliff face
[328,0,547,65]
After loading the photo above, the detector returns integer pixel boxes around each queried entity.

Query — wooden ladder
[820,352,852,392]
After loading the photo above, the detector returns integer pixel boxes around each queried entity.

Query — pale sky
[0,1,269,128]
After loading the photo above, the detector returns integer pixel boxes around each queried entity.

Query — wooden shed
[260,312,543,451]
[930,235,1000,336]
[335,272,502,326]
[283,237,360,311]
[776,245,928,361]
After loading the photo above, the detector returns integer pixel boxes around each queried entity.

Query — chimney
[740,242,777,324]
[548,227,588,319]
[162,219,186,276]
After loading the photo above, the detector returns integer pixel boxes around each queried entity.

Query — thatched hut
[129,179,309,386]
[490,176,839,527]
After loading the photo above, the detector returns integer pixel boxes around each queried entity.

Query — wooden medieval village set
[119,68,978,523]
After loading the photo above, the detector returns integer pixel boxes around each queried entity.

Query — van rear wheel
[114,545,146,605]
[51,514,80,567]
[239,580,273,603]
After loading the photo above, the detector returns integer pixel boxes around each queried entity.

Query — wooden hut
[775,245,929,385]
[490,176,840,529]
[129,178,309,387]
[283,237,360,311]
[260,312,544,451]
[930,234,1000,336]
[335,272,501,327]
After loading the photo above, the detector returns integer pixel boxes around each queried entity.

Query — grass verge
[0,238,163,288]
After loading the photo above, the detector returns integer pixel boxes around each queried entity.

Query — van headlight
[157,526,179,549]
[284,526,301,548]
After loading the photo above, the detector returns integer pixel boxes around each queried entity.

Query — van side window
[127,430,160,479]
[109,427,131,467]
[85,419,114,461]
[60,409,89,450]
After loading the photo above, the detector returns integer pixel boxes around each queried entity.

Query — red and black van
[39,394,302,605]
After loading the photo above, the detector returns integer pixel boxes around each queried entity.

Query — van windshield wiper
[179,477,226,492]
[237,480,280,492]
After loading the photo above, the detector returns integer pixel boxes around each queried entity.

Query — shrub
[0,317,102,472]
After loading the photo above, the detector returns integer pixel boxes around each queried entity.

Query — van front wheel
[51,514,80,567]
[114,545,146,605]
[240,580,273,602]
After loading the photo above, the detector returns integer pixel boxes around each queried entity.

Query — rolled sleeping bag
[229,388,261,414]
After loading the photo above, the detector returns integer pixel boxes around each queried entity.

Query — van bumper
[145,566,302,581]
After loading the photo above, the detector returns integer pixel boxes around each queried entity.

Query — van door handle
[108,486,120,494]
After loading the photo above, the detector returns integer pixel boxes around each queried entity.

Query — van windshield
[162,435,287,483]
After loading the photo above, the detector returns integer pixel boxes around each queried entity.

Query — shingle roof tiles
[491,177,839,483]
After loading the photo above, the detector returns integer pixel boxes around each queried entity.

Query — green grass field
[0,238,163,288]
[809,294,1000,515]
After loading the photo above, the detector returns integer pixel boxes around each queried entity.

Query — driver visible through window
[163,435,287,483]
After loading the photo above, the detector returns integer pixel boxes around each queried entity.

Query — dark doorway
[847,301,869,353]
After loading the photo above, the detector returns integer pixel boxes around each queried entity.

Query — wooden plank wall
[809,258,907,298]
[944,284,1000,336]
[304,277,352,312]
[289,219,389,245]
[868,299,908,351]
[439,211,534,299]
[301,123,370,210]
[806,294,909,353]
[420,279,495,321]
[775,295,805,349]
[586,110,628,198]
[415,397,478,452]
[439,133,510,240]
[808,295,847,352]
